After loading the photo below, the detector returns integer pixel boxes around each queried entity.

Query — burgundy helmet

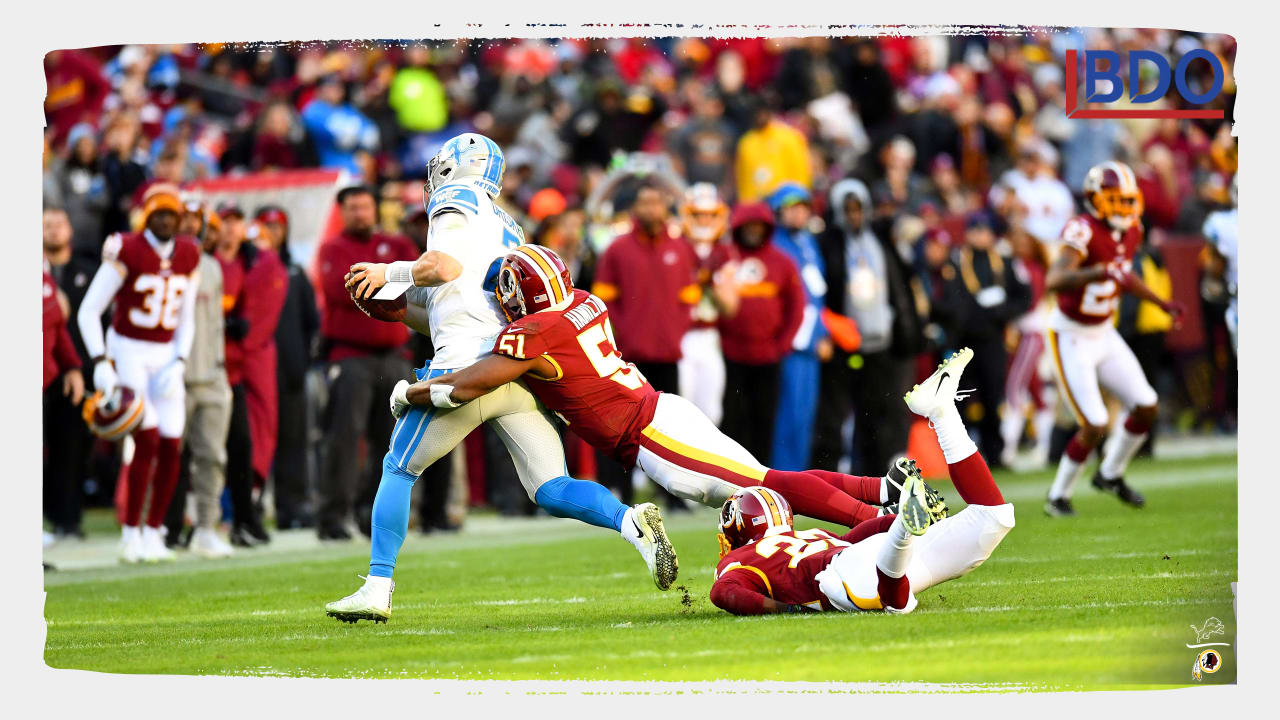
[82,386,145,441]
[718,486,794,555]
[1083,160,1143,231]
[496,245,574,321]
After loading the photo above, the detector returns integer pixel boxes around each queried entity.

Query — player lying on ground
[396,244,946,530]
[709,347,1016,614]
[325,134,674,625]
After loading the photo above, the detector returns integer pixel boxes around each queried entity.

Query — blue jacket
[772,226,829,355]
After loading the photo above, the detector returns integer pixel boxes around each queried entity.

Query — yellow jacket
[735,121,812,203]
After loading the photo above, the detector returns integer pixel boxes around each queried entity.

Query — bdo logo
[1065,48,1226,119]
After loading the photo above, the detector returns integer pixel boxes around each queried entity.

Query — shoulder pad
[427,182,483,218]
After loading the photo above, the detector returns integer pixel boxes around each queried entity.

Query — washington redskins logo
[733,258,767,285]
[1192,649,1222,681]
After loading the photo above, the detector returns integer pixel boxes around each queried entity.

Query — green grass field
[43,452,1237,690]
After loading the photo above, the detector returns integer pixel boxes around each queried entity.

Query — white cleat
[904,347,974,420]
[326,575,394,624]
[191,527,234,559]
[119,526,144,564]
[622,503,678,591]
[897,472,936,536]
[140,526,176,562]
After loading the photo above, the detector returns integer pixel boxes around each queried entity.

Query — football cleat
[1091,472,1146,508]
[624,503,678,591]
[884,458,949,522]
[1044,496,1077,517]
[140,526,175,563]
[326,575,394,624]
[119,526,144,564]
[897,472,935,536]
[904,347,974,420]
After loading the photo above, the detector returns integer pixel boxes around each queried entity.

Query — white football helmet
[425,133,505,200]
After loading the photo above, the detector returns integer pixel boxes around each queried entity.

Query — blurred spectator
[1202,178,1238,352]
[948,212,1031,465]
[43,123,109,259]
[44,50,110,149]
[301,75,380,179]
[766,184,831,471]
[1062,115,1127,193]
[714,201,806,466]
[248,100,315,171]
[667,81,736,192]
[42,208,88,540]
[870,136,930,218]
[999,223,1056,469]
[735,91,812,202]
[814,179,924,475]
[254,206,320,529]
[676,183,732,425]
[314,186,417,539]
[390,45,449,134]
[989,139,1074,246]
[100,115,149,236]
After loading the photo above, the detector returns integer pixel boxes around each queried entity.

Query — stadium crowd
[41,31,1238,554]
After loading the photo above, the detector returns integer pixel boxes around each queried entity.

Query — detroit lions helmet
[426,133,505,200]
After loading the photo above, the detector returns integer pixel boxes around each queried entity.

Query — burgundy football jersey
[491,289,659,466]
[103,231,200,343]
[1055,213,1142,325]
[713,528,854,610]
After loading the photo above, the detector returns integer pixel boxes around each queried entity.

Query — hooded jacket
[712,202,807,365]
[820,179,924,357]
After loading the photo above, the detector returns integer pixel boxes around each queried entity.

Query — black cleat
[1091,472,1146,508]
[884,458,949,521]
[1044,497,1076,517]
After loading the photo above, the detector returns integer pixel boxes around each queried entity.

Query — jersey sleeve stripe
[639,425,768,484]
[721,564,774,598]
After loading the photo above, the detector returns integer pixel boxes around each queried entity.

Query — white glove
[389,379,411,418]
[154,359,186,399]
[93,360,118,396]
[429,383,462,409]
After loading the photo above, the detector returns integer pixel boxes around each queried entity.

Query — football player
[1043,161,1184,517]
[77,186,200,563]
[397,245,941,532]
[709,348,1015,615]
[326,134,675,624]
[676,182,733,425]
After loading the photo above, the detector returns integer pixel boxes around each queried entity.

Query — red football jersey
[491,289,660,465]
[713,528,854,610]
[103,231,200,343]
[1055,213,1142,325]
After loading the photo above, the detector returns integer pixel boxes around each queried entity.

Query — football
[351,287,407,322]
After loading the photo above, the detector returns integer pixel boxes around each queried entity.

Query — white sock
[1048,454,1086,501]
[121,525,140,540]
[879,477,890,504]
[876,516,916,578]
[1099,421,1147,481]
[931,402,978,465]
[999,404,1025,457]
[1033,407,1055,457]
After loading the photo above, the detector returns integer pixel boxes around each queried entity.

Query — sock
[1033,407,1056,457]
[369,453,418,579]
[804,469,885,504]
[762,469,878,527]
[948,452,1005,506]
[534,476,628,532]
[1048,434,1093,501]
[929,402,978,465]
[876,567,912,611]
[123,428,160,527]
[876,515,915,578]
[1099,413,1150,481]
[145,437,183,528]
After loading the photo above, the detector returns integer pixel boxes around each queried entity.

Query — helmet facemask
[496,263,527,322]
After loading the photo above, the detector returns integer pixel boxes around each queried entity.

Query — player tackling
[1043,161,1184,517]
[709,347,1016,615]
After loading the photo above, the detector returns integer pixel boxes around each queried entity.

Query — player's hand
[1105,260,1136,291]
[62,368,84,406]
[155,359,185,399]
[389,379,411,418]
[93,360,118,396]
[1161,299,1186,329]
[347,262,388,300]
[816,337,834,362]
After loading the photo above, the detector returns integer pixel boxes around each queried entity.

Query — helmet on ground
[496,244,574,322]
[426,133,505,199]
[1083,161,1143,232]
[718,486,794,556]
[82,386,145,441]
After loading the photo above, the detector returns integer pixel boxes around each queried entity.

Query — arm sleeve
[709,570,771,615]
[173,268,199,361]
[425,209,471,263]
[76,262,125,360]
[54,320,81,373]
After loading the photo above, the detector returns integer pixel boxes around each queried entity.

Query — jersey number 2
[130,274,189,330]
[754,529,850,569]
[1080,278,1118,317]
[577,322,643,390]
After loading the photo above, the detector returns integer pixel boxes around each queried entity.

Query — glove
[93,360,118,395]
[1161,299,1186,326]
[389,379,411,418]
[155,359,185,399]
[429,383,462,409]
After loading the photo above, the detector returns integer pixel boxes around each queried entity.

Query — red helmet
[496,244,574,321]
[718,486,794,556]
[1083,161,1144,232]
[82,386,145,441]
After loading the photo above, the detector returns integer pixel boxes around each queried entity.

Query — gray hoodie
[829,179,893,353]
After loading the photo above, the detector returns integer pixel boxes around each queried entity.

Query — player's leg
[111,343,156,563]
[140,362,187,561]
[1092,329,1159,507]
[901,348,1016,594]
[1045,328,1110,515]
[481,383,677,591]
[678,328,725,426]
[188,383,233,558]
[999,332,1041,467]
[635,393,879,526]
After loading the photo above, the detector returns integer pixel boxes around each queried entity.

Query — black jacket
[946,246,1031,343]
[274,261,320,393]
